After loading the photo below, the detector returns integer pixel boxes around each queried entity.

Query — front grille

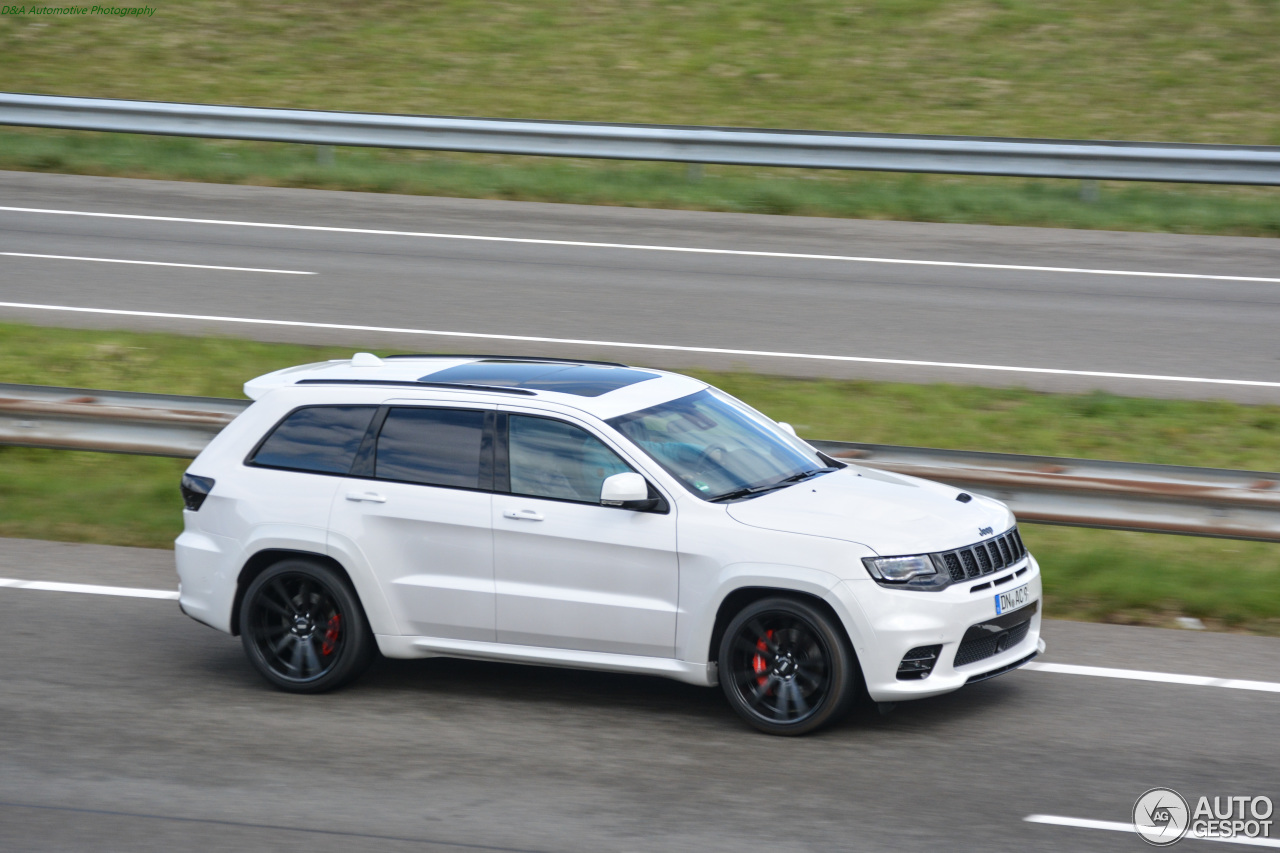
[938,527,1026,582]
[897,645,942,680]
[953,600,1038,668]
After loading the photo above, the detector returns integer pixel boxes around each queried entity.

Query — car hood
[725,465,1014,556]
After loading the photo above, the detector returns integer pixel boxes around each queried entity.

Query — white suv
[176,354,1043,735]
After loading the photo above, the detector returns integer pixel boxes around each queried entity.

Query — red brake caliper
[320,613,341,656]
[752,629,774,687]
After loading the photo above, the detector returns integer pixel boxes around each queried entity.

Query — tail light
[181,473,216,511]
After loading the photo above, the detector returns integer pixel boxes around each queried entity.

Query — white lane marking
[1024,661,1280,693]
[1,577,1279,700]
[1,300,1278,389]
[1026,814,1280,847]
[2,205,1277,284]
[0,251,314,275]
[0,577,178,600]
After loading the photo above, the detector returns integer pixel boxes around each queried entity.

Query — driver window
[508,416,633,503]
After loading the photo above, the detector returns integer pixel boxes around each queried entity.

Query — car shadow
[842,676,1031,733]
[199,638,1033,737]
[364,654,729,721]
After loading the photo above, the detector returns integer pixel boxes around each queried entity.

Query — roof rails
[294,379,537,396]
[381,354,631,368]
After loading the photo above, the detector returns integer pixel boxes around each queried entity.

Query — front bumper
[827,554,1044,702]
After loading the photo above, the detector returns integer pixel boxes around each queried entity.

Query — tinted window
[251,406,376,474]
[508,416,633,503]
[375,407,486,489]
[424,361,658,397]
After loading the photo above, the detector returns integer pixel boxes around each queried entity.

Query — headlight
[862,554,937,582]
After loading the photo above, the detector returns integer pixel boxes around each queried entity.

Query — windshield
[607,388,831,501]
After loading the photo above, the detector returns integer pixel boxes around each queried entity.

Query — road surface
[3,171,1279,402]
[1,537,1277,852]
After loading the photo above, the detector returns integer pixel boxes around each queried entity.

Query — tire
[239,558,374,693]
[717,596,859,735]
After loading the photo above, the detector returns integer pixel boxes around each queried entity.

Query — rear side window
[375,407,487,489]
[250,406,377,474]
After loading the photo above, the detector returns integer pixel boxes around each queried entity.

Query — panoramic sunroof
[422,361,659,398]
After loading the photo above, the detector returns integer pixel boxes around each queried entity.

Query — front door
[492,413,678,658]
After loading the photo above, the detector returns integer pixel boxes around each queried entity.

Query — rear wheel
[717,597,858,735]
[239,559,373,693]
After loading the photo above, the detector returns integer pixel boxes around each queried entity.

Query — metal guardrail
[0,383,244,458]
[3,93,1280,185]
[810,442,1280,543]
[2,383,1278,542]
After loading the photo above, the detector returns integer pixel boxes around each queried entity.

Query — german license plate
[996,583,1030,615]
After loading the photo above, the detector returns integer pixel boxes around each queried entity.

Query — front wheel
[717,597,859,735]
[239,559,374,693]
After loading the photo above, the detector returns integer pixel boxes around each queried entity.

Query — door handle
[503,508,544,522]
[346,491,387,503]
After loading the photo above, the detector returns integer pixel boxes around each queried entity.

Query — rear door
[491,411,679,658]
[236,404,380,541]
[327,404,497,641]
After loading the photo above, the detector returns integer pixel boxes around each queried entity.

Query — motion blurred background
[2,4,1279,851]
[1,0,1278,232]
[2,0,1279,632]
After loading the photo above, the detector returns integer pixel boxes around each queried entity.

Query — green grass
[0,448,189,548]
[4,1,1278,141]
[1,0,1277,234]
[2,321,1280,633]
[1017,526,1280,634]
[5,130,1280,236]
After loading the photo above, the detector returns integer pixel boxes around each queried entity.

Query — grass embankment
[1,322,1279,633]
[1,0,1278,234]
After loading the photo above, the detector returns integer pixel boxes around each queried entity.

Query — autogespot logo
[1134,788,1190,846]
[1133,789,1275,845]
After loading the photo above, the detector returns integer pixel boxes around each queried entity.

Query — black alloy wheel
[240,559,374,693]
[718,597,859,735]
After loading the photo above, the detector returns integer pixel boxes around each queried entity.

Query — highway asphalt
[1,537,1277,852]
[3,171,1280,403]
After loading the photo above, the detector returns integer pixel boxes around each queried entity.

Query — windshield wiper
[709,468,835,502]
[708,484,775,503]
[778,467,837,484]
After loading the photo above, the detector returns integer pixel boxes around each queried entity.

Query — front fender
[677,562,842,667]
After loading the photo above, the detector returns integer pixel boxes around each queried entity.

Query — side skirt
[375,634,716,687]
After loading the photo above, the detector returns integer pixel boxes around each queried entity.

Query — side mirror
[777,421,798,437]
[601,472,653,509]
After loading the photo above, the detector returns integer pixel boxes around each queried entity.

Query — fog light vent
[897,645,942,680]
